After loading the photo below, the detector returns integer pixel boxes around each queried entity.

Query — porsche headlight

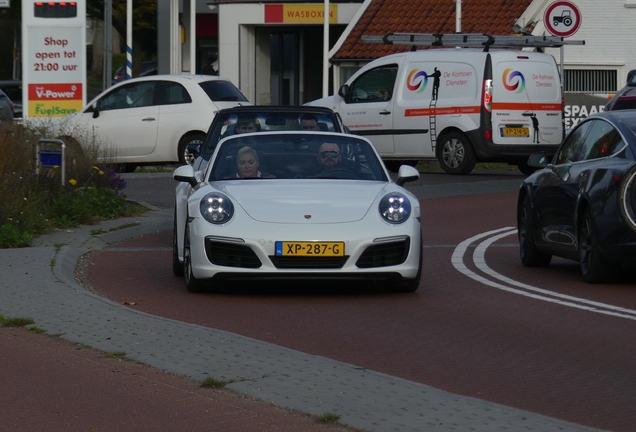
[200,192,234,224]
[379,193,411,224]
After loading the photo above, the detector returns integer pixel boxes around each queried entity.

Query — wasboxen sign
[264,4,337,23]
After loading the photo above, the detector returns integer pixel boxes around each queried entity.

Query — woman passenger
[236,146,262,178]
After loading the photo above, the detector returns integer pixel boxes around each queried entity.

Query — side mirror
[92,102,99,119]
[396,165,420,186]
[173,164,198,188]
[338,84,349,99]
[527,152,549,168]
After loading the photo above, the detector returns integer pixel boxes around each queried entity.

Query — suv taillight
[482,79,492,113]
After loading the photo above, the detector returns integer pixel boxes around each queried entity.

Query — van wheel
[437,132,476,175]
[179,133,205,166]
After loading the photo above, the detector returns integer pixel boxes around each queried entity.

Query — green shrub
[0,124,147,248]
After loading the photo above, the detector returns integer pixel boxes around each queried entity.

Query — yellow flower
[99,170,105,175]
[92,166,100,171]
[53,165,59,169]
[69,179,77,186]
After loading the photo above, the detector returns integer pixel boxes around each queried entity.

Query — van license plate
[275,242,344,257]
[502,127,529,137]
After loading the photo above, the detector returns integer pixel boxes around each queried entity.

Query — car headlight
[379,193,411,224]
[200,192,234,224]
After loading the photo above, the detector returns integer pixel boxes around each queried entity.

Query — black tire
[394,232,423,293]
[516,161,538,176]
[183,220,205,293]
[437,131,476,175]
[172,209,184,277]
[518,194,552,267]
[618,166,636,235]
[178,133,205,166]
[563,17,572,26]
[114,163,138,173]
[578,207,617,284]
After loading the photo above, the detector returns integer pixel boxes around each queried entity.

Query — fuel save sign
[22,0,86,118]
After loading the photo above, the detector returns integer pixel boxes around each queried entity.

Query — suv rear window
[199,80,248,102]
[611,99,636,111]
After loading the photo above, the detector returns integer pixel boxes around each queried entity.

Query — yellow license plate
[275,242,345,257]
[502,127,529,137]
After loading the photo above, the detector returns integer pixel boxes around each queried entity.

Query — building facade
[157,0,636,112]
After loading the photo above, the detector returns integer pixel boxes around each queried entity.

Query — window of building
[564,69,618,94]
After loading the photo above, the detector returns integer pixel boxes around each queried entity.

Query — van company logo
[502,68,525,93]
[407,69,428,93]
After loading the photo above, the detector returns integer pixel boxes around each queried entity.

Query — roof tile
[335,0,534,60]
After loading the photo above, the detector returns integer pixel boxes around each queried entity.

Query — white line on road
[452,228,636,321]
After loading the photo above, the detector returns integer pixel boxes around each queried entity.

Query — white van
[308,39,567,174]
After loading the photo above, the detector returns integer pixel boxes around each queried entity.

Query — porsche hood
[216,180,395,224]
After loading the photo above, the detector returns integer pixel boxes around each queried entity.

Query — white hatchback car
[50,75,249,171]
[172,131,422,293]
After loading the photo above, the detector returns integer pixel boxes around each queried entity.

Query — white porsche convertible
[172,131,422,293]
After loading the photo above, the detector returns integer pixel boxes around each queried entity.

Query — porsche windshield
[208,132,389,181]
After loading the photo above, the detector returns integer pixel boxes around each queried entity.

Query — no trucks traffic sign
[544,1,582,38]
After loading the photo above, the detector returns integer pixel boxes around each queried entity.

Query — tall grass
[0,124,146,248]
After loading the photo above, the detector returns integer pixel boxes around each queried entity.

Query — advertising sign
[264,4,338,23]
[22,0,86,118]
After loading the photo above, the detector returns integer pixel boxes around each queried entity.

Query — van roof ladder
[362,33,585,52]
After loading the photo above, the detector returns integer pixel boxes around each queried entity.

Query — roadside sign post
[21,0,86,120]
[543,1,583,104]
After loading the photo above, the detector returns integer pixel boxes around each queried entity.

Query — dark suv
[607,88,636,111]
[189,106,349,171]
[0,80,22,119]
[606,70,636,111]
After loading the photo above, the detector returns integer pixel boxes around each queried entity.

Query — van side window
[349,65,398,103]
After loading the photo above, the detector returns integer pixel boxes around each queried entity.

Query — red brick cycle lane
[84,191,636,432]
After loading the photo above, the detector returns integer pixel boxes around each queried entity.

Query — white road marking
[452,228,636,321]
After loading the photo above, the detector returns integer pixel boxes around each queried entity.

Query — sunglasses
[320,151,340,158]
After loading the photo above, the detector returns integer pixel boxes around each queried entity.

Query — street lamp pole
[322,0,329,97]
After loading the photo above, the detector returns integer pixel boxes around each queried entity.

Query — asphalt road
[86,168,636,432]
